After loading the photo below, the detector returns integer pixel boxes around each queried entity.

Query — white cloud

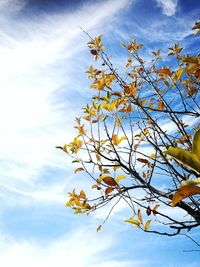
[0,228,146,267]
[154,0,178,16]
[0,0,132,200]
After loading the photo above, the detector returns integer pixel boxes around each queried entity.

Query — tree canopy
[57,21,200,238]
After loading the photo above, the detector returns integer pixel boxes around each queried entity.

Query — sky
[0,0,200,266]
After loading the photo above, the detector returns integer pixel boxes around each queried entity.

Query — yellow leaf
[165,147,200,174]
[112,135,126,145]
[79,190,86,199]
[173,68,183,83]
[144,220,151,231]
[124,217,140,227]
[116,174,126,183]
[63,144,68,152]
[172,185,200,207]
[74,167,84,173]
[180,178,200,187]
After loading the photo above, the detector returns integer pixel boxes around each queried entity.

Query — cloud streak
[0,0,132,200]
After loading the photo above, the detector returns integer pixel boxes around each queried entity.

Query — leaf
[180,178,200,187]
[137,158,149,164]
[90,49,97,55]
[74,167,84,173]
[113,165,121,171]
[152,204,160,215]
[102,176,118,187]
[112,134,119,145]
[120,42,126,48]
[158,100,164,110]
[172,185,200,207]
[97,225,102,232]
[126,104,132,113]
[112,134,126,145]
[173,68,183,83]
[165,147,200,174]
[105,187,114,196]
[192,130,200,160]
[124,217,140,227]
[144,220,151,231]
[157,67,172,77]
[79,190,86,199]
[138,209,143,224]
[116,174,126,183]
[146,206,151,216]
[92,184,101,190]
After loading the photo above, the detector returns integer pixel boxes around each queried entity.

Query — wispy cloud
[154,0,178,16]
[0,0,132,200]
[0,226,147,267]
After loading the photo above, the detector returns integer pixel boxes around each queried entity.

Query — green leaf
[192,130,200,160]
[180,177,200,187]
[97,225,102,232]
[120,42,127,48]
[165,147,200,174]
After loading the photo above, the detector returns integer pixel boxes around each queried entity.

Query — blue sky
[0,0,200,266]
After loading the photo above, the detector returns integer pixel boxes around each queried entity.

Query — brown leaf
[102,176,118,187]
[90,49,97,55]
[105,187,114,196]
[137,158,149,164]
[146,206,151,216]
[74,167,84,173]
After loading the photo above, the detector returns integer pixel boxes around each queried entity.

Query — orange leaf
[152,204,160,215]
[144,220,151,231]
[157,67,172,77]
[158,100,164,110]
[172,185,200,207]
[138,209,143,224]
[126,104,132,113]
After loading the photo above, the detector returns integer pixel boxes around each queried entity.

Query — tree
[57,21,200,238]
